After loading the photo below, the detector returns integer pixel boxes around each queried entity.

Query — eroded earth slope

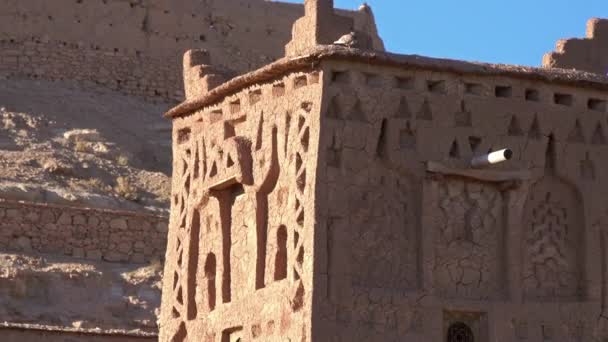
[0,78,172,213]
[0,252,161,336]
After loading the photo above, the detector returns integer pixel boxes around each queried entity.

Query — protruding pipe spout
[471,148,513,168]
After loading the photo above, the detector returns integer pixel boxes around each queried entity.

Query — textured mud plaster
[313,55,608,341]
[162,2,608,341]
[162,68,321,341]
[544,18,608,75]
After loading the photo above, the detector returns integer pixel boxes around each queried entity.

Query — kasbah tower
[159,0,608,341]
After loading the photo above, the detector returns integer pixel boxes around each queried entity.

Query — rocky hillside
[0,252,161,335]
[0,78,173,213]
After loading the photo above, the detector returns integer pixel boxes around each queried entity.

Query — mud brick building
[0,1,382,340]
[161,1,608,341]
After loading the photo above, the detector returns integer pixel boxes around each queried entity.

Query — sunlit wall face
[280,0,608,66]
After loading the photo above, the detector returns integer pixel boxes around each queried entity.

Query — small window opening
[465,83,483,95]
[554,93,573,106]
[427,80,446,94]
[525,88,540,101]
[495,85,512,98]
[588,98,606,112]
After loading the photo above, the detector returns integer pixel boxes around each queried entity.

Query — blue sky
[279,0,608,67]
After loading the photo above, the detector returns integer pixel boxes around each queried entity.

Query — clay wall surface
[544,18,608,75]
[0,0,381,102]
[313,59,608,341]
[160,69,322,341]
[0,199,168,263]
[0,328,155,342]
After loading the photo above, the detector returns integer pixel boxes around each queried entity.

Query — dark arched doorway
[447,322,474,342]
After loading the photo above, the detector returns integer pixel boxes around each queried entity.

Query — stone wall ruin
[0,199,168,341]
[0,0,383,102]
[543,18,608,75]
[0,199,167,264]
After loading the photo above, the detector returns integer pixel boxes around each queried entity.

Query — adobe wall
[544,18,608,75]
[160,69,323,341]
[0,0,382,102]
[0,199,168,263]
[313,59,608,341]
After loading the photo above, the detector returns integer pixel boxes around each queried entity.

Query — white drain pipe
[471,148,513,168]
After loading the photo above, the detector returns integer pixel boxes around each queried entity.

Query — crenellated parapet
[543,18,608,75]
[0,0,384,103]
[183,49,230,99]
[285,0,381,56]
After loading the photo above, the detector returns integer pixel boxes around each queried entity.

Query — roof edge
[165,45,608,119]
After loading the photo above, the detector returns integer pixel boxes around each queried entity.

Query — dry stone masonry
[0,0,383,103]
[161,1,608,341]
[0,199,168,341]
[0,199,167,264]
[0,37,182,102]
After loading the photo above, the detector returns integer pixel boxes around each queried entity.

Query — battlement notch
[543,17,608,75]
[183,49,229,99]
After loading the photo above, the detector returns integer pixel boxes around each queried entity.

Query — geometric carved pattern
[449,139,461,158]
[350,174,417,290]
[523,175,583,301]
[166,143,195,341]
[528,114,542,140]
[416,98,433,121]
[507,115,523,136]
[435,179,503,299]
[596,213,608,339]
[163,69,319,341]
[454,100,472,127]
[592,122,607,145]
[567,119,586,144]
[395,96,412,119]
[290,104,310,312]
